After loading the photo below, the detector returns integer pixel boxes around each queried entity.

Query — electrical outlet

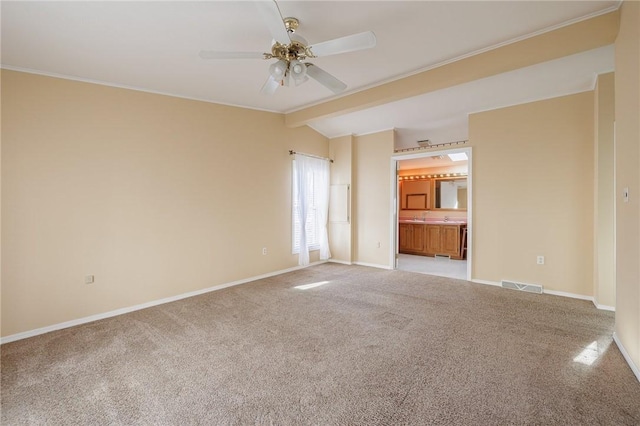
[536,256,545,265]
[85,275,95,284]
[377,242,381,248]
[262,247,267,255]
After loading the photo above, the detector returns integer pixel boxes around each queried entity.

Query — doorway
[389,147,472,281]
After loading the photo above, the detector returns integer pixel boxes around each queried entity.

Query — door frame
[389,147,473,280]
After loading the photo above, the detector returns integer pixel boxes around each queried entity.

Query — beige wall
[0,73,3,336]
[1,70,328,337]
[614,0,640,376]
[328,135,353,264]
[352,130,394,267]
[594,72,616,309]
[470,92,595,296]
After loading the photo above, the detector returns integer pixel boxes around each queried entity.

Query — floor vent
[501,280,543,294]
[434,254,451,259]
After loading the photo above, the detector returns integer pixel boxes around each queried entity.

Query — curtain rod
[289,150,334,163]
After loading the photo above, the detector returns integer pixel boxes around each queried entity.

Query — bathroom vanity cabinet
[399,222,466,259]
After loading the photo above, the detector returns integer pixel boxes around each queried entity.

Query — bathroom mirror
[435,178,467,210]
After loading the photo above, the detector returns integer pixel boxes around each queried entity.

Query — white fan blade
[199,51,266,60]
[255,0,291,45]
[306,64,347,94]
[308,31,376,57]
[261,75,280,95]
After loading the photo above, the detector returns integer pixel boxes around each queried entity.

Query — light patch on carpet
[573,341,605,366]
[294,281,330,290]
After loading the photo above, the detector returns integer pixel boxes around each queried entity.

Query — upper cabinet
[400,180,430,210]
[400,176,467,210]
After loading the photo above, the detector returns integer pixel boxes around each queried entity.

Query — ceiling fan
[199,0,377,95]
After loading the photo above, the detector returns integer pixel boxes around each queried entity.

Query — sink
[429,220,466,224]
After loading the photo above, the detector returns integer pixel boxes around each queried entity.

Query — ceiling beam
[285,10,620,128]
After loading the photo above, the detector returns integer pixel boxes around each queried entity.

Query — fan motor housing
[270,17,309,61]
[271,40,307,61]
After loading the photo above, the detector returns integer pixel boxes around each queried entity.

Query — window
[291,155,331,266]
[292,160,320,253]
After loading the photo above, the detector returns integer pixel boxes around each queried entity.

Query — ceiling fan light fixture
[290,60,307,82]
[291,61,305,75]
[269,59,287,79]
[293,74,309,87]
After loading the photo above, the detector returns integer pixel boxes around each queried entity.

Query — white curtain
[293,154,331,266]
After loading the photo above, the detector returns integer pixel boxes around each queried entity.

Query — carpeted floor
[2,263,639,425]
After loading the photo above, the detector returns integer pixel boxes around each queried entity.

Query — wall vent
[501,280,543,294]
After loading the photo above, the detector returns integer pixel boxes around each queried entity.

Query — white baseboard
[538,289,616,312]
[593,302,616,312]
[353,261,393,270]
[0,260,327,345]
[471,280,615,311]
[544,290,616,312]
[543,289,593,302]
[328,259,353,265]
[471,279,502,287]
[613,332,640,382]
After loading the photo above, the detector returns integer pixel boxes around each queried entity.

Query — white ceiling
[1,1,619,146]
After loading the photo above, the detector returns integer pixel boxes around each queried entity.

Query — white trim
[0,261,327,345]
[389,156,399,270]
[328,259,353,265]
[471,279,502,287]
[613,332,640,382]
[593,301,615,312]
[465,148,473,281]
[390,147,473,282]
[613,120,618,315]
[543,289,593,301]
[353,261,393,270]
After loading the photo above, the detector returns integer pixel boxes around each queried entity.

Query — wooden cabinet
[439,225,462,257]
[425,225,441,254]
[400,180,431,210]
[399,223,466,260]
[399,223,412,252]
[410,225,426,252]
[399,223,426,254]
